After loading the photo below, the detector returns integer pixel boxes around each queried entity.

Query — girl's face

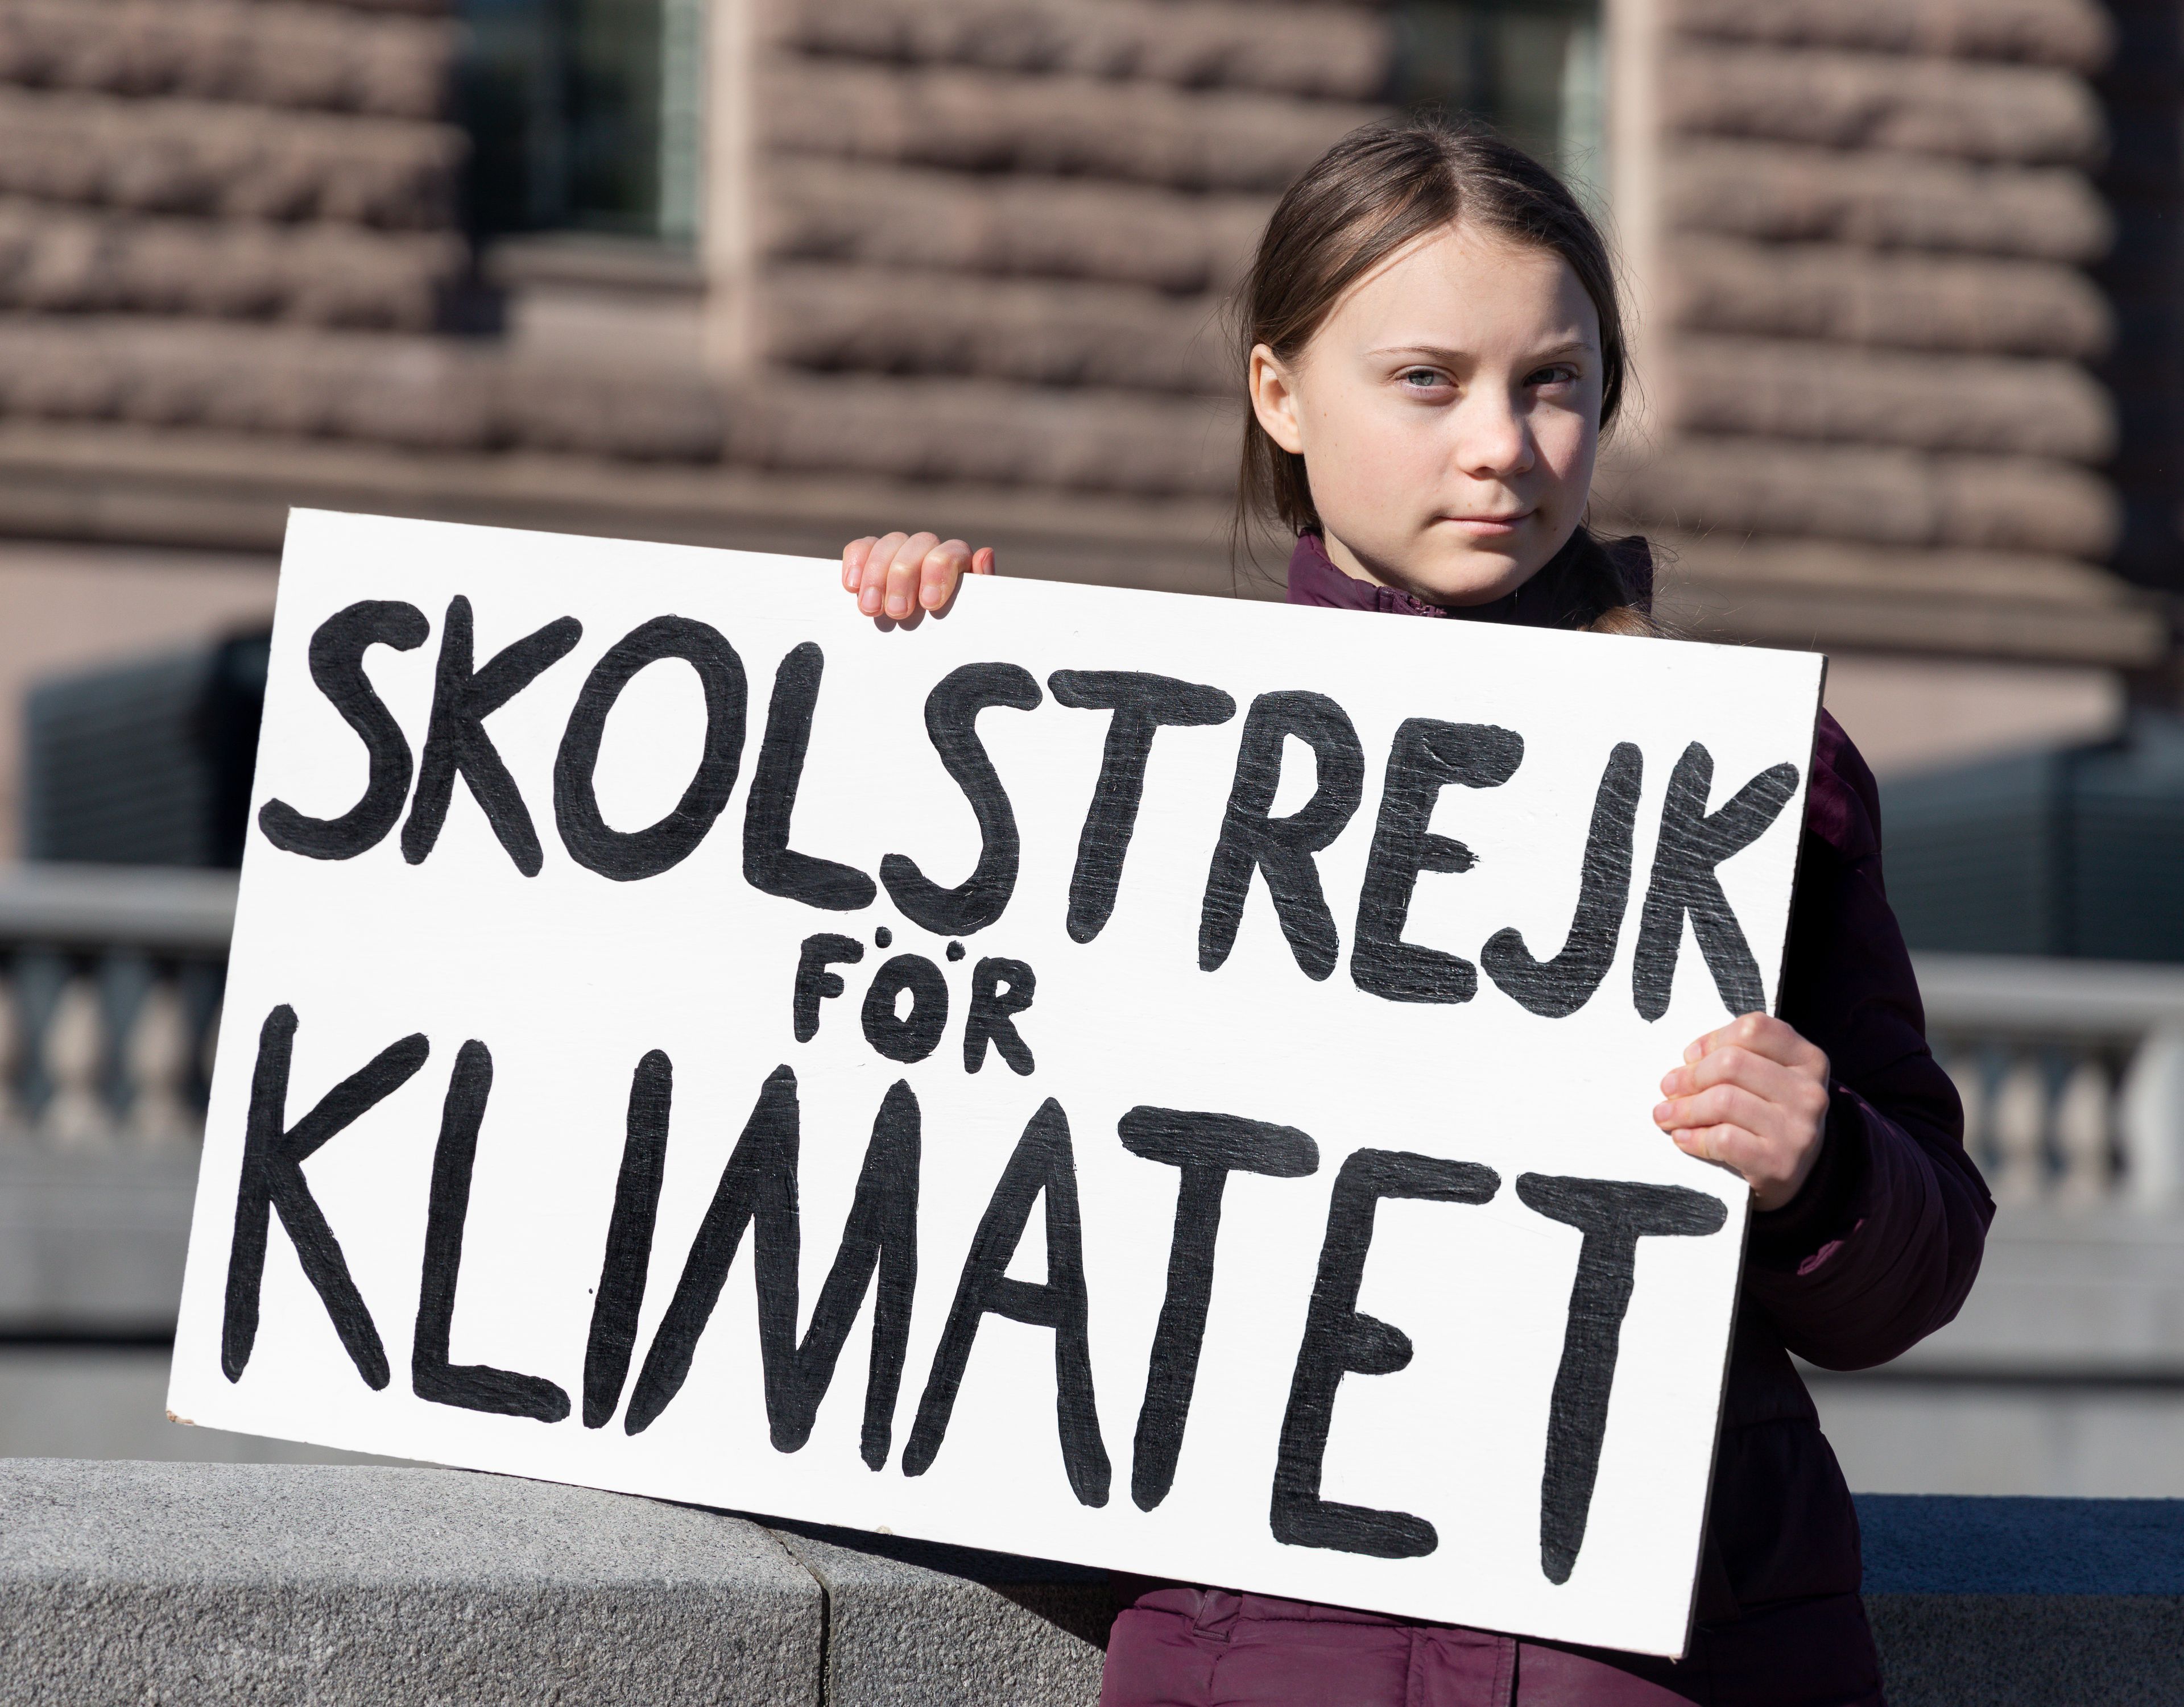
[1250,219,1604,607]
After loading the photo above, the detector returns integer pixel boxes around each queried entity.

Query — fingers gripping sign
[1652,1013,1831,1212]
[842,533,996,622]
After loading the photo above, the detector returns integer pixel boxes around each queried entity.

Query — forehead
[1321,219,1597,347]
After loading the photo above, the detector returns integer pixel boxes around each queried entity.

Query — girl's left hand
[1653,1013,1831,1212]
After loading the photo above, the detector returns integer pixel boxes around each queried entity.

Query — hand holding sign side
[1653,1013,1829,1212]
[842,532,995,621]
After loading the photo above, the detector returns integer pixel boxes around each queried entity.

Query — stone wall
[0,1,465,330]
[741,0,1385,415]
[721,0,2166,662]
[1613,0,2160,658]
[0,0,2161,658]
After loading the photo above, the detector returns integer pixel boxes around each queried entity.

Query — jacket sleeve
[1742,715,1995,1371]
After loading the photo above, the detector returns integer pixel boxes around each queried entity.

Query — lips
[1442,512,1532,528]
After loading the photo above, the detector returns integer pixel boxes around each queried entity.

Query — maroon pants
[1099,1588,1884,1707]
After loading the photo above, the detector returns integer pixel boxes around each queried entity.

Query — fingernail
[859,587,880,613]
[1653,1101,1673,1125]
[887,598,909,618]
[1684,1041,1702,1063]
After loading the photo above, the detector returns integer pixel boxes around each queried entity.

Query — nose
[1454,385,1536,481]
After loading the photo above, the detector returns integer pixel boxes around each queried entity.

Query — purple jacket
[1099,535,1992,1707]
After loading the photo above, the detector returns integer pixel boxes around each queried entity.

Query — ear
[1248,344,1306,456]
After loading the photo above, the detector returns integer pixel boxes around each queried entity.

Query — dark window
[1393,0,1607,209]
[24,635,268,869]
[2092,1,2184,589]
[458,0,702,243]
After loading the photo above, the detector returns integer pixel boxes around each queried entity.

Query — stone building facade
[0,0,2173,849]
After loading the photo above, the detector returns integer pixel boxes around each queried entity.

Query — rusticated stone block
[1665,237,2111,358]
[1664,142,2109,263]
[0,88,464,228]
[242,0,451,13]
[314,346,506,450]
[0,319,473,455]
[1666,45,2104,166]
[1667,337,2115,462]
[0,313,1236,490]
[759,264,1230,392]
[1616,437,2119,558]
[762,159,1273,295]
[501,365,729,462]
[725,373,1234,495]
[0,201,462,328]
[1631,516,2168,660]
[1668,0,2112,72]
[1649,570,2163,665]
[1927,451,2121,557]
[761,59,1376,193]
[1632,530,2134,610]
[768,0,1391,102]
[0,1,456,121]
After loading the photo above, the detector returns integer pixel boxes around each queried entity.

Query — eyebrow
[1371,338,1597,362]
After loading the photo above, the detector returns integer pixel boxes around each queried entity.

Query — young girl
[840,115,1989,1707]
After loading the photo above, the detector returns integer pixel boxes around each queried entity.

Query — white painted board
[168,511,1825,1657]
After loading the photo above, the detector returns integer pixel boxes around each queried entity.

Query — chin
[1405,548,1533,608]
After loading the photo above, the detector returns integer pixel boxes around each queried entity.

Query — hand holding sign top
[1652,1012,1830,1212]
[842,532,995,621]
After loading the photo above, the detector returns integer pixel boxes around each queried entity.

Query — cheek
[1534,413,1599,502]
[1304,393,1436,504]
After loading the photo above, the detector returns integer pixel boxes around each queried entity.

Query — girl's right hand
[841,532,995,620]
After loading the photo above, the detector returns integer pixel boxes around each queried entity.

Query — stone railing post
[2120,1024,2184,1211]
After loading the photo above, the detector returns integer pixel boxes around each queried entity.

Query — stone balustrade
[0,863,230,1152]
[6,869,2183,1221]
[1919,951,2184,1212]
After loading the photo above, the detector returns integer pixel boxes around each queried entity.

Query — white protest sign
[168,511,1823,1657]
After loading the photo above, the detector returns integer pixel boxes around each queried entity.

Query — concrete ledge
[0,1460,1110,1706]
[0,1461,823,1706]
[1,1466,2179,1705]
[770,1520,1110,1707]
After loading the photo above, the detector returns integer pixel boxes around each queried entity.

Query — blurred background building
[1,0,2181,1495]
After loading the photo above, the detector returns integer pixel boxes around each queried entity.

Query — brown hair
[1235,112,1652,634]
